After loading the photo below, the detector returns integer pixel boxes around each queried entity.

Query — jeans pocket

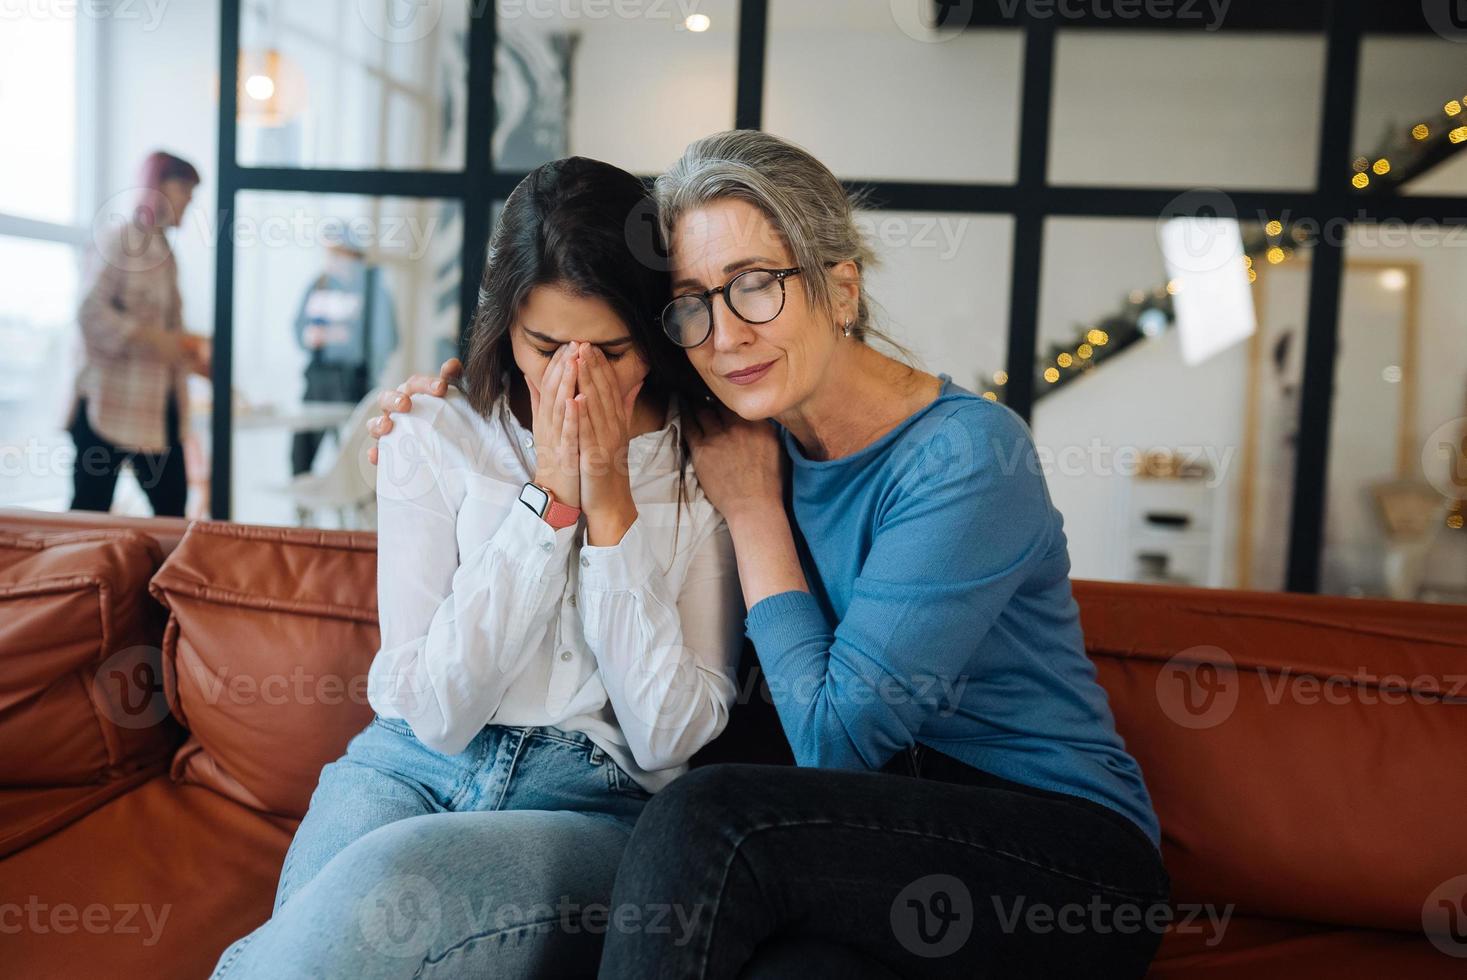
[603,757,653,800]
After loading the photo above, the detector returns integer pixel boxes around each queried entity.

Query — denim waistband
[880,743,1162,860]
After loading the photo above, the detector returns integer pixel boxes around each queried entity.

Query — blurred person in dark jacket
[290,221,398,475]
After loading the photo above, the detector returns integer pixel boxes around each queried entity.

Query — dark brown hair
[461,157,712,528]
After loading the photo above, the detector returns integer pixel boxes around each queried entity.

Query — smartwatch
[519,482,580,530]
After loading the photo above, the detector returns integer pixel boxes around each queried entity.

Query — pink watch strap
[543,496,580,529]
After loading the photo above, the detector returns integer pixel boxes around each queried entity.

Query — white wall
[99,1,220,347]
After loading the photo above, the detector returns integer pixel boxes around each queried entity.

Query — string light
[1446,100,1462,117]
[1265,220,1283,236]
[982,391,998,402]
[1165,279,1180,295]
[1449,513,1464,530]
[1451,126,1467,144]
[1077,343,1093,359]
[1057,352,1074,368]
[1352,156,1369,172]
[1247,268,1258,283]
[1372,158,1390,175]
[1351,172,1370,189]
[1266,246,1285,264]
[1412,123,1430,140]
[993,370,1008,386]
[1043,367,1060,384]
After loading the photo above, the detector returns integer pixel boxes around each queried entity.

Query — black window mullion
[211,0,242,519]
[460,4,498,356]
[1003,16,1057,422]
[735,0,769,131]
[1286,0,1364,593]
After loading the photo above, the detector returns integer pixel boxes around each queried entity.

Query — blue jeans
[211,717,651,979]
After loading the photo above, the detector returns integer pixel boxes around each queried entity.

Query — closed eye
[534,346,627,362]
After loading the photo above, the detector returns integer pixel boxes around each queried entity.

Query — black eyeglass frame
[660,266,804,348]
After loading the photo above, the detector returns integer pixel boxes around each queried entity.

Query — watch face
[519,482,549,516]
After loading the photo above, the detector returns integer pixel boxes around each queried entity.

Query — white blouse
[366,387,744,793]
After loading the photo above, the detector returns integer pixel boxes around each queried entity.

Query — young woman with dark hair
[209,157,744,979]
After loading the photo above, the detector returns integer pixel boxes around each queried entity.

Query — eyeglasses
[661,267,803,349]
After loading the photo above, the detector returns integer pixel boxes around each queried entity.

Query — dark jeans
[598,753,1170,979]
[69,396,186,518]
[291,360,367,475]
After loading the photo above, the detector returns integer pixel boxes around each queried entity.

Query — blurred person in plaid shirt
[67,151,211,516]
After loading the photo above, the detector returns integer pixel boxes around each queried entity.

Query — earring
[842,319,854,337]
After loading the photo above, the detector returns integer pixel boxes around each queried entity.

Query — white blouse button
[559,650,573,662]
[568,594,577,607]
[523,435,533,448]
[580,555,590,568]
[540,541,552,553]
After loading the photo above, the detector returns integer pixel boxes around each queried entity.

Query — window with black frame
[206,0,1467,602]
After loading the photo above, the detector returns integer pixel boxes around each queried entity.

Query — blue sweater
[745,374,1161,847]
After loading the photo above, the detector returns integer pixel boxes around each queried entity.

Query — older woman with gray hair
[376,131,1168,978]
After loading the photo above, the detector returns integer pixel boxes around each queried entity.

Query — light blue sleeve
[744,402,1055,770]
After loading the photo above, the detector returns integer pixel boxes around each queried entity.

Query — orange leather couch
[2,508,1464,978]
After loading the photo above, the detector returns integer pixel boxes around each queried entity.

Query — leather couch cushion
[148,522,380,818]
[0,774,295,980]
[0,530,179,785]
[1147,913,1462,978]
[1074,580,1467,935]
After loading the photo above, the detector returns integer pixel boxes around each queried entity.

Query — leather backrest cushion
[0,530,179,785]
[1075,580,1467,934]
[148,522,379,818]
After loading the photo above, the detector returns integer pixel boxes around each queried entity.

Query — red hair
[134,150,200,227]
